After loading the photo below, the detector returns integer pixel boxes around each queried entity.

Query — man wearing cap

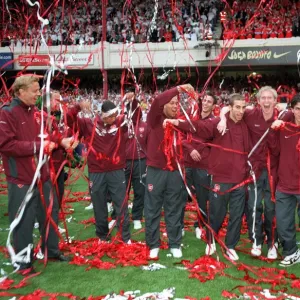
[67,93,135,243]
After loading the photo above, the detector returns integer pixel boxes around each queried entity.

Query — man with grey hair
[218,86,293,260]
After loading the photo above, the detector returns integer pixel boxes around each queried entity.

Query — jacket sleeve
[66,104,88,138]
[267,128,280,157]
[177,117,220,140]
[0,109,40,157]
[147,87,179,128]
[182,138,195,154]
[66,104,81,128]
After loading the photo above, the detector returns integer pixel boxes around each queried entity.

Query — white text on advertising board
[0,55,12,60]
[227,50,275,61]
[55,53,94,66]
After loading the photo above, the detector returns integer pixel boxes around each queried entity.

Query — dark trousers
[56,169,65,207]
[8,180,60,264]
[125,158,146,220]
[276,191,300,256]
[206,181,245,249]
[181,167,210,229]
[247,168,278,248]
[89,170,130,242]
[144,166,184,249]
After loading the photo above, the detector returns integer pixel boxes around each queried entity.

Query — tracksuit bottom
[247,169,278,248]
[8,180,60,266]
[89,170,130,242]
[276,191,300,256]
[181,167,210,229]
[144,166,184,249]
[124,158,146,221]
[206,181,245,249]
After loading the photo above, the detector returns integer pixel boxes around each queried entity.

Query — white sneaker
[182,228,185,237]
[251,244,262,257]
[126,239,132,245]
[279,249,300,267]
[195,227,202,240]
[34,222,39,229]
[267,243,278,260]
[170,247,182,258]
[226,249,239,261]
[36,249,44,260]
[108,220,116,229]
[205,243,216,256]
[58,226,66,234]
[133,220,142,230]
[149,248,159,259]
[85,203,93,210]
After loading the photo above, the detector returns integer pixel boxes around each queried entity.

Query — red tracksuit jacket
[146,87,180,171]
[125,118,147,160]
[178,113,250,183]
[0,98,50,185]
[268,118,300,194]
[67,105,127,173]
[182,112,214,170]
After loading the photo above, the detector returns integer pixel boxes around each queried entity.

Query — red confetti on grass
[181,256,227,283]
[61,238,149,270]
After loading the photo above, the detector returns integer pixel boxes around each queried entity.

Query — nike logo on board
[273,51,291,59]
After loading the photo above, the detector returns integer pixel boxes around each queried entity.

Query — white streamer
[179,102,196,132]
[247,160,258,247]
[157,45,177,80]
[147,0,159,40]
[219,79,224,89]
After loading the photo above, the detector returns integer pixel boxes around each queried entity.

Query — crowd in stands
[2,0,300,48]
[0,0,222,48]
[222,0,300,39]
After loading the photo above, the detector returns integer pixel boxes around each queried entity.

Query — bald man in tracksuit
[145,84,194,259]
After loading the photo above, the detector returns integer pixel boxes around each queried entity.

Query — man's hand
[178,84,194,94]
[163,119,179,128]
[276,103,285,112]
[190,149,201,162]
[217,118,227,135]
[271,119,285,129]
[61,137,79,150]
[44,141,56,153]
